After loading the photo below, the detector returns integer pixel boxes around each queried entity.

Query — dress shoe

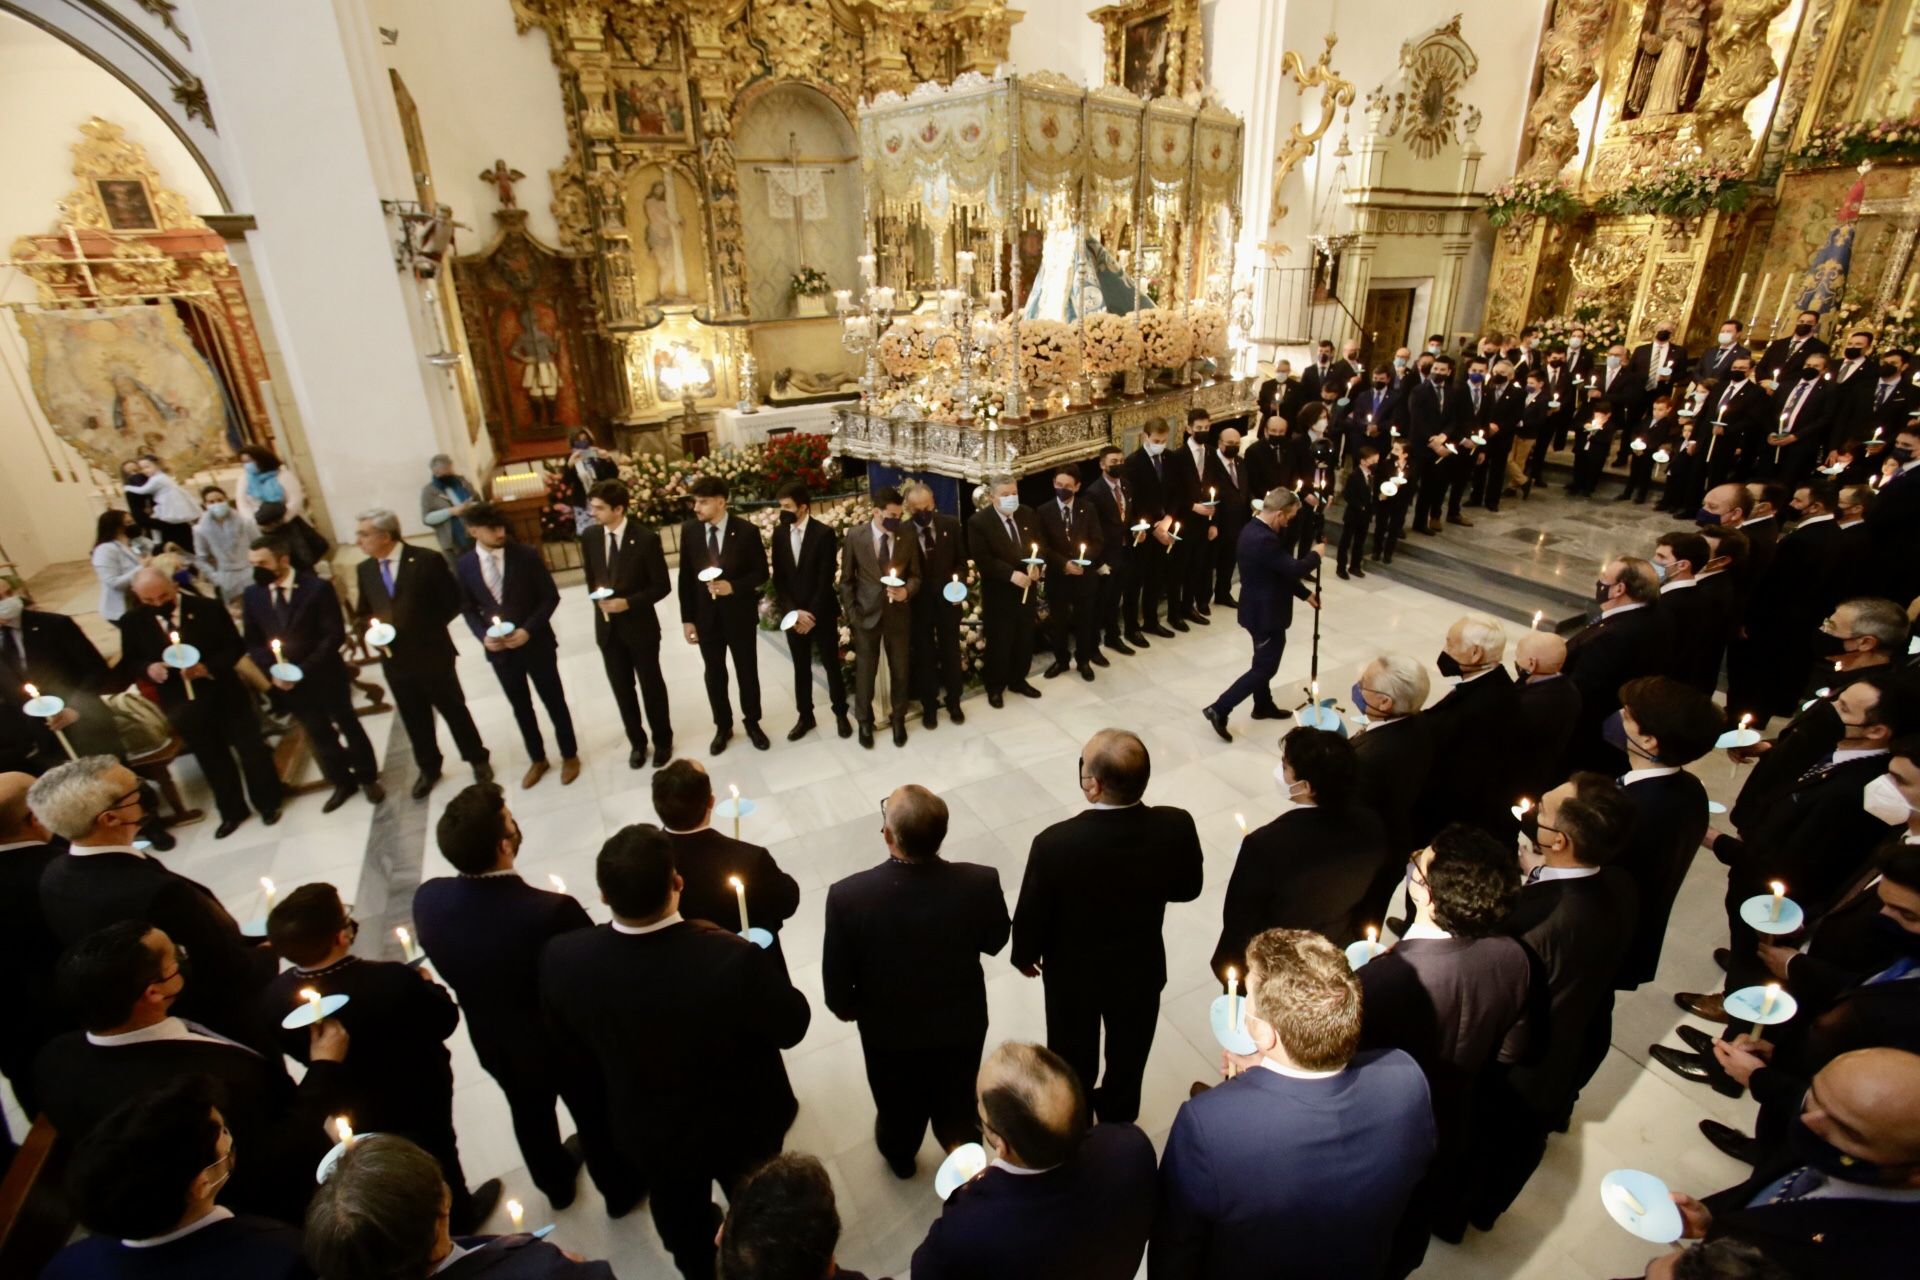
[1011,682,1042,699]
[1674,991,1729,1023]
[1250,706,1292,720]
[1427,519,1444,533]
[1188,611,1210,626]
[745,722,770,751]
[923,707,938,730]
[878,1120,915,1179]
[322,783,356,814]
[560,757,581,785]
[1337,567,1351,580]
[1144,624,1175,639]
[1352,565,1367,578]
[1699,1119,1762,1165]
[1381,552,1394,564]
[1194,605,1212,618]
[629,746,648,769]
[140,827,177,852]
[473,761,495,785]
[835,715,853,739]
[710,727,731,755]
[1126,632,1151,648]
[1463,498,1482,509]
[892,720,908,747]
[988,690,1005,709]
[1448,514,1473,527]
[1108,639,1136,657]
[1650,1043,1743,1097]
[214,816,247,839]
[460,1179,503,1235]
[521,761,549,789]
[604,1188,645,1219]
[1089,652,1110,668]
[1202,705,1232,742]
[1043,660,1068,679]
[652,741,672,768]
[1415,524,1438,536]
[1676,1024,1720,1056]
[261,808,281,826]
[788,716,817,742]
[412,772,440,800]
[1078,664,1095,682]
[858,723,875,749]
[1169,618,1190,633]
[362,781,386,804]
[1713,947,1733,973]
[1216,594,1238,607]
[946,701,965,725]
[543,1136,584,1211]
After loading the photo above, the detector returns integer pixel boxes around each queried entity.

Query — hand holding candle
[302,987,325,1019]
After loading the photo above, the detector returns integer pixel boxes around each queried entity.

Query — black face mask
[1883,363,1903,378]
[1103,464,1124,477]
[252,566,279,587]
[881,516,902,532]
[1846,347,1867,359]
[1800,365,1821,380]
[912,510,934,526]
[1594,579,1614,604]
[1373,381,1389,391]
[1794,323,1814,337]
[1730,370,1749,382]
[1894,445,1916,462]
[1813,628,1853,657]
[1436,650,1463,679]
[1189,432,1211,447]
[1221,443,1240,458]
[1054,488,1075,506]
[778,509,798,526]
[1656,329,1672,342]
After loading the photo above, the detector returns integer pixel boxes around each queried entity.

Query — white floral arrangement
[1187,303,1229,360]
[877,324,926,380]
[1082,311,1143,375]
[971,390,1005,429]
[1017,319,1083,386]
[1133,308,1193,369]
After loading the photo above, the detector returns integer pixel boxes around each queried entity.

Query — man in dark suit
[1664,1049,1918,1275]
[1828,330,1880,422]
[1168,408,1219,622]
[1123,421,1180,639]
[32,921,345,1223]
[1469,772,1638,1226]
[261,882,500,1233]
[582,479,675,767]
[1863,356,1919,442]
[1408,355,1462,535]
[1513,630,1583,801]
[1566,397,1619,496]
[1213,727,1391,974]
[541,823,810,1279]
[1563,556,1673,773]
[30,757,274,1046]
[0,583,123,772]
[119,567,282,837]
[1695,319,1748,384]
[772,482,850,741]
[0,773,63,1116]
[1013,729,1202,1122]
[1203,427,1254,606]
[1153,928,1436,1278]
[305,1134,617,1279]
[1732,480,1846,725]
[904,481,969,726]
[1630,321,1686,401]
[1037,466,1104,683]
[1701,358,1771,484]
[1416,615,1524,843]
[967,477,1045,707]
[840,488,921,747]
[911,1041,1156,1280]
[651,758,800,943]
[824,785,1010,1177]
[1468,364,1523,512]
[1085,446,1143,654]
[353,508,491,799]
[452,503,579,788]
[1865,425,1920,604]
[1350,655,1435,874]
[1201,488,1322,742]
[1761,356,1837,482]
[243,536,383,812]
[1652,530,1725,694]
[677,476,770,754]
[43,1076,312,1280]
[1335,442,1379,578]
[1359,829,1528,1260]
[417,783,639,1214]
[1758,311,1828,384]
[1594,344,1642,459]
[719,1154,875,1280]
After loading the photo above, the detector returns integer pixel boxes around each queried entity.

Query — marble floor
[9,552,1763,1279]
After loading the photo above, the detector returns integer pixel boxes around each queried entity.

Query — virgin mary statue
[1629,0,1706,118]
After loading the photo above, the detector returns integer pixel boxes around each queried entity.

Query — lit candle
[1760,981,1781,1017]
[1739,713,1753,732]
[1234,812,1247,834]
[301,987,325,1019]
[1365,925,1383,958]
[167,630,195,700]
[1226,966,1239,1029]
[549,873,566,894]
[334,1116,355,1147]
[730,874,750,934]
[833,288,852,313]
[729,783,742,840]
[857,253,876,281]
[1770,879,1786,921]
[1531,610,1544,630]
[1208,486,1217,504]
[1078,542,1087,563]
[395,926,416,962]
[271,639,285,664]
[507,1198,524,1230]
[260,876,276,911]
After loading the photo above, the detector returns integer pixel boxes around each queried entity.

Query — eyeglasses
[156,943,190,984]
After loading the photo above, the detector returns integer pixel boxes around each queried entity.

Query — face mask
[1594,578,1614,604]
[1372,380,1389,391]
[1814,628,1854,657]
[1393,357,1408,369]
[1606,355,1621,370]
[1569,337,1583,349]
[1693,507,1719,527]
[1221,443,1240,458]
[1788,1113,1914,1186]
[572,438,592,451]
[997,495,1019,514]
[1730,370,1749,382]
[1271,762,1310,807]
[1056,489,1079,507]
[251,566,279,587]
[881,516,902,532]
[1144,440,1166,456]
[1893,444,1916,463]
[1548,358,1563,368]
[1883,364,1903,379]
[1436,650,1463,679]
[208,502,230,518]
[242,460,260,475]
[1651,559,1669,583]
[778,509,798,526]
[1103,464,1124,477]
[1794,323,1814,337]
[0,597,22,623]
[1189,432,1211,447]
[1800,365,1822,380]
[1468,372,1484,384]
[1846,347,1866,359]
[1427,345,1442,356]
[1602,709,1656,761]
[912,510,934,526]
[1863,773,1913,825]
[1656,329,1672,342]
[1718,332,1736,347]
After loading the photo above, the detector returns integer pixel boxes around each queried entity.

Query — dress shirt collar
[1621,765,1681,785]
[990,1158,1058,1176]
[124,1205,233,1249]
[1530,864,1599,883]
[1522,671,1564,683]
[68,842,146,859]
[1744,513,1775,529]
[459,869,522,880]
[1402,920,1451,941]
[1257,1056,1344,1080]
[1090,801,1141,810]
[431,1242,473,1274]
[1459,665,1500,683]
[791,515,810,538]
[1794,513,1834,529]
[382,544,404,571]
[708,513,730,539]
[1832,747,1890,765]
[273,568,297,592]
[1837,518,1864,529]
[0,839,48,853]
[86,1016,223,1048]
[605,517,629,545]
[611,911,682,936]
[1366,712,1416,728]
[664,822,710,836]
[1660,578,1697,592]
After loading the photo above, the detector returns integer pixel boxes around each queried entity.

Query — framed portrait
[95,177,159,232]
[611,68,691,143]
[1122,13,1172,99]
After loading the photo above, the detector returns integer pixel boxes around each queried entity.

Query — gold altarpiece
[508,0,1019,426]
[1482,0,1920,352]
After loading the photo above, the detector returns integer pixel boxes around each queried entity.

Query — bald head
[1515,631,1566,677]
[977,1041,1088,1169]
[130,567,177,609]
[0,772,44,842]
[1804,1048,1920,1180]
[1080,729,1149,805]
[882,784,948,861]
[1702,483,1752,526]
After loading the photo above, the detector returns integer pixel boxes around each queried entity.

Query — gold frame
[1091,0,1205,101]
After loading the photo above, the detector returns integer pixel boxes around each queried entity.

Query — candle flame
[168,630,180,645]
[260,875,275,897]
[23,682,38,699]
[507,1199,524,1228]
[395,926,411,949]
[300,987,323,1010]
[492,616,502,627]
[1366,926,1378,944]
[1225,966,1236,992]
[1770,880,1785,896]
[1516,797,1533,815]
[1531,610,1544,629]
[1234,812,1247,833]
[548,874,566,894]
[1738,713,1753,730]
[728,875,745,891]
[334,1116,354,1146]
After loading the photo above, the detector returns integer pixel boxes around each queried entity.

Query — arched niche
[734,82,862,320]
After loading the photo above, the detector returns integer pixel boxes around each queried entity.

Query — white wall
[0,10,224,577]
[1007,1,1105,84]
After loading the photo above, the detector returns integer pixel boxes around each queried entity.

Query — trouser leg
[728,624,762,723]
[1093,987,1160,1124]
[427,669,489,765]
[1211,630,1285,716]
[493,653,549,762]
[599,637,648,750]
[851,623,880,726]
[698,632,734,728]
[1041,979,1101,1103]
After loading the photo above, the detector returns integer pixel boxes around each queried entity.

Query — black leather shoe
[1089,652,1110,667]
[1194,605,1212,617]
[214,816,246,839]
[745,723,770,751]
[1337,568,1351,579]
[1713,947,1733,973]
[1043,660,1068,679]
[1010,682,1042,699]
[922,707,938,730]
[878,1119,914,1179]
[629,746,648,769]
[322,784,355,814]
[1188,611,1211,625]
[787,717,816,742]
[543,1136,584,1211]
[835,715,853,739]
[1169,618,1190,633]
[1202,706,1232,742]
[988,690,1005,708]
[1078,664,1095,681]
[1250,706,1293,720]
[946,701,965,725]
[1216,594,1238,607]
[1699,1119,1762,1165]
[411,772,440,800]
[1352,565,1366,578]
[1126,632,1150,648]
[652,741,672,768]
[892,721,908,748]
[710,727,731,755]
[1676,1025,1720,1056]
[1108,640,1136,656]
[858,724,875,749]
[362,781,386,805]
[458,1179,502,1235]
[1650,1043,1742,1096]
[472,761,494,785]
[261,808,281,826]
[1144,625,1175,639]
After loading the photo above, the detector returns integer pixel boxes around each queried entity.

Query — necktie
[482,551,503,603]
[7,627,23,671]
[1435,386,1445,410]
[1866,956,1920,985]
[920,524,934,555]
[1061,502,1073,536]
[880,531,892,569]
[1152,452,1164,481]
[1878,383,1892,406]
[1227,459,1237,487]
[1526,866,1543,885]
[380,557,395,596]
[707,524,720,568]
[1002,514,1016,544]
[273,586,290,627]
[1113,481,1126,523]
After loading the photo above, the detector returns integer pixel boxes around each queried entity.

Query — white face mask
[1864,773,1914,826]
[208,502,231,519]
[1718,331,1736,346]
[1272,762,1309,808]
[997,495,1019,514]
[1144,440,1166,457]
[0,596,22,623]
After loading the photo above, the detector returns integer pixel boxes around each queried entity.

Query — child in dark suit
[1372,441,1413,565]
[1337,444,1380,579]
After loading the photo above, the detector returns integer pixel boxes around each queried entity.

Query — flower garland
[1081,311,1143,374]
[877,323,927,380]
[1597,167,1751,218]
[1133,308,1193,369]
[1187,303,1229,360]
[612,436,846,527]
[1528,313,1627,352]
[1789,113,1920,170]
[1483,177,1583,228]
[1017,319,1083,386]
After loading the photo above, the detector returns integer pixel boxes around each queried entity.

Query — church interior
[2,0,1918,1277]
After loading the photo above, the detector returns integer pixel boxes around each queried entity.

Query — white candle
[270,639,284,664]
[1226,966,1240,1029]
[549,874,567,894]
[395,927,415,962]
[1760,982,1780,1017]
[1611,1182,1647,1216]
[1078,542,1087,562]
[1365,925,1383,958]
[260,876,276,911]
[1770,879,1786,921]
[730,874,750,934]
[1531,610,1544,630]
[1905,274,1918,311]
[833,288,852,313]
[334,1116,355,1147]
[1728,271,1747,320]
[858,253,876,281]
[301,987,324,1019]
[1234,812,1247,834]
[507,1198,524,1230]
[1752,273,1770,321]
[729,783,742,840]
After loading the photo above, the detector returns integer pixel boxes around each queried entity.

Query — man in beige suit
[840,486,922,749]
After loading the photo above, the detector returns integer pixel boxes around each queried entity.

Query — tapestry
[14,304,227,476]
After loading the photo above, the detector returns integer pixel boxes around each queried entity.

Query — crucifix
[479,158,525,210]
[784,132,808,265]
[1860,168,1920,317]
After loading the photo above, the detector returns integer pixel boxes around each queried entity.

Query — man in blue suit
[242,535,383,812]
[454,503,581,788]
[1202,487,1323,742]
[1150,928,1437,1279]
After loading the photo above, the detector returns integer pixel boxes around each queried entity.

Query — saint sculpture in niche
[1627,0,1707,118]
